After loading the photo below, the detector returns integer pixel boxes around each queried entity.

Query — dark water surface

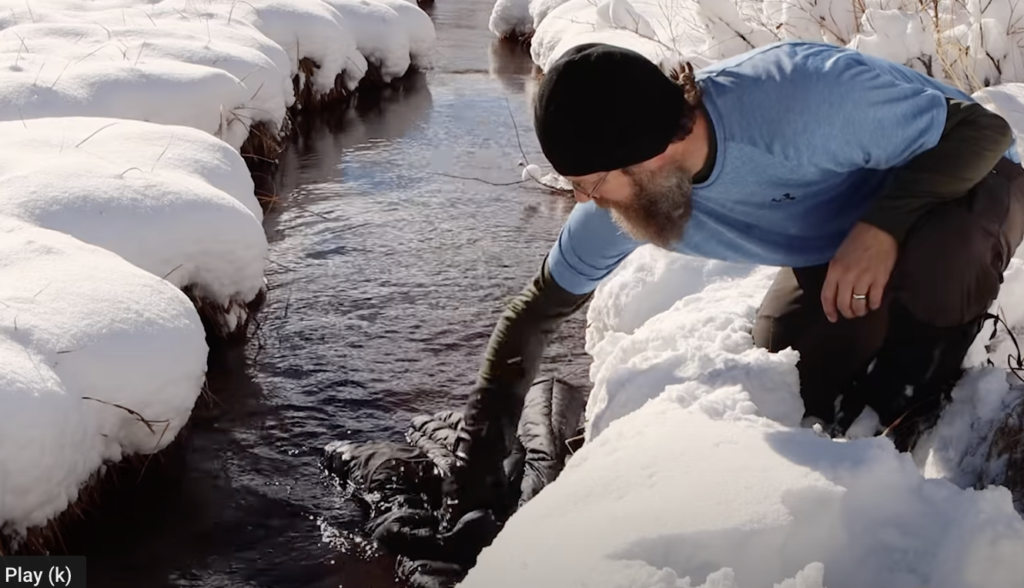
[77,2,591,586]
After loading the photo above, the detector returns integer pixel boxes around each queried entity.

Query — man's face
[566,162,693,248]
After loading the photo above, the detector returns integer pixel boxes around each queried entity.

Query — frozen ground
[0,0,434,549]
[467,0,1024,586]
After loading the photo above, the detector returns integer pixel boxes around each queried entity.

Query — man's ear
[631,147,673,174]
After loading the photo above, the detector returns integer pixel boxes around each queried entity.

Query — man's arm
[447,255,592,518]
[819,98,1013,321]
[459,256,592,451]
[859,97,1014,243]
[445,201,637,520]
[789,52,1015,321]
[468,257,593,436]
[458,199,639,461]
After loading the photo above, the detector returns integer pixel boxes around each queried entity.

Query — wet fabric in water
[322,376,588,587]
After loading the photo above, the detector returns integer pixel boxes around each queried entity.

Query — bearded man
[441,40,1024,524]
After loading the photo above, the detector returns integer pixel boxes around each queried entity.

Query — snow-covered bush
[493,0,1024,93]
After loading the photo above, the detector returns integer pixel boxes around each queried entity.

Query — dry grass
[981,394,1024,515]
[179,283,267,343]
[239,119,286,214]
[496,27,536,45]
[0,421,193,556]
[292,57,355,115]
[239,54,431,212]
[279,58,428,154]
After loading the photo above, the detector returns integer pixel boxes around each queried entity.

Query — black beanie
[534,43,687,177]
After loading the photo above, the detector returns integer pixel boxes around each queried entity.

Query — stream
[76,2,592,586]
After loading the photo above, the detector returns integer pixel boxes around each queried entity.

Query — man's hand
[440,420,513,532]
[821,222,898,322]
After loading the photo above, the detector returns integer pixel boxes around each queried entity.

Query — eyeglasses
[571,171,609,200]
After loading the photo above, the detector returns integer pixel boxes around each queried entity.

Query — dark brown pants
[753,157,1024,422]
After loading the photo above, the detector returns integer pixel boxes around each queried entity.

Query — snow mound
[460,246,1024,588]
[0,0,436,144]
[0,216,208,539]
[490,0,533,40]
[0,117,268,336]
[0,1,291,150]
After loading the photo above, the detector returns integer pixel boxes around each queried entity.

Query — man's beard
[598,165,693,248]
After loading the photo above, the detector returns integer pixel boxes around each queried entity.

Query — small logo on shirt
[771,193,796,203]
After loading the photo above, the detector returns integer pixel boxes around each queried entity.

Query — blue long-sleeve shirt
[547,41,1018,295]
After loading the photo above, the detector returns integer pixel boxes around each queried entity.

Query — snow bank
[490,0,1024,95]
[0,0,437,327]
[0,117,269,336]
[0,0,436,146]
[0,216,208,539]
[0,115,261,544]
[460,244,1024,588]
[0,0,436,547]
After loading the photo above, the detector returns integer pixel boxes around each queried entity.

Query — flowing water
[77,2,592,586]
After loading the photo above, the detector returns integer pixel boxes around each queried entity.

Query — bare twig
[75,122,120,148]
[237,64,263,84]
[133,41,146,67]
[162,263,184,280]
[81,396,169,435]
[73,44,109,65]
[248,80,266,101]
[137,421,172,482]
[505,97,529,166]
[426,171,529,186]
[226,0,260,28]
[49,61,71,90]
[151,134,175,172]
[292,201,330,220]
[13,32,28,69]
[140,9,157,27]
[265,257,294,271]
[89,20,112,41]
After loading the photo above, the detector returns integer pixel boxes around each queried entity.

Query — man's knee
[891,158,1024,328]
[753,266,828,352]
